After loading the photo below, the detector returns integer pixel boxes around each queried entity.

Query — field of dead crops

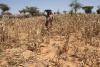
[0,14,100,67]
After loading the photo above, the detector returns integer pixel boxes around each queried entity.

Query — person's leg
[49,18,53,28]
[45,21,49,29]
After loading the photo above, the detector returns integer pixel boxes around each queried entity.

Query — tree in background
[96,9,100,14]
[19,6,41,16]
[19,9,27,14]
[96,6,100,14]
[63,10,67,14]
[69,0,82,14]
[56,10,60,14]
[69,10,73,15]
[0,3,10,15]
[82,6,93,14]
[25,6,40,16]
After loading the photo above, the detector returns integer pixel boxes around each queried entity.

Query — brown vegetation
[0,14,100,67]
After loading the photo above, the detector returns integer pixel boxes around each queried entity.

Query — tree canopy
[82,6,93,14]
[69,0,82,13]
[0,3,10,14]
[19,6,41,16]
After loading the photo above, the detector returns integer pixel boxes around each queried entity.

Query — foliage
[63,10,67,14]
[0,3,10,14]
[19,6,41,16]
[26,6,40,16]
[69,0,82,13]
[19,9,27,14]
[82,6,93,14]
[96,7,100,14]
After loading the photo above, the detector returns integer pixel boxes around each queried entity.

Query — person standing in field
[44,10,53,30]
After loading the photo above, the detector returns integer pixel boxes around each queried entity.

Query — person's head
[45,10,52,15]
